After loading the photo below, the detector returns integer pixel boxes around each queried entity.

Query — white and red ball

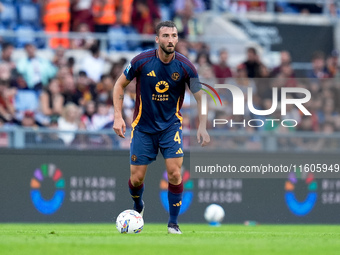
[116,209,144,234]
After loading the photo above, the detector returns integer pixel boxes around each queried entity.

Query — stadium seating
[17,1,40,27]
[0,2,18,28]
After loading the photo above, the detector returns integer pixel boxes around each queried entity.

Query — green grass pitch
[1,224,340,255]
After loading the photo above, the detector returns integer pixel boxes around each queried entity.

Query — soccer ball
[204,204,225,226]
[116,209,144,234]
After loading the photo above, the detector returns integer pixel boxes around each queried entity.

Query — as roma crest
[171,72,180,81]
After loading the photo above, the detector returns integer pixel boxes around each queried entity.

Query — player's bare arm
[113,73,130,138]
[193,90,210,147]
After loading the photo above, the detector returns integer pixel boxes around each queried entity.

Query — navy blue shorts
[130,121,184,165]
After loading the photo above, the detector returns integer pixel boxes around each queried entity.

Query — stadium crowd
[0,0,339,151]
[0,0,337,49]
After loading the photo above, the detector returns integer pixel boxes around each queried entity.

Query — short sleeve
[186,64,201,94]
[123,62,136,81]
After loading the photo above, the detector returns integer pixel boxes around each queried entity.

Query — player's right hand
[113,117,126,138]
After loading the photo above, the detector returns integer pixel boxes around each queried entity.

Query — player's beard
[160,43,175,55]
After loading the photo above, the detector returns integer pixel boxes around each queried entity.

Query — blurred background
[0,0,339,151]
[1,0,340,224]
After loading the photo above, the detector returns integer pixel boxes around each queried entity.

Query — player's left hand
[197,127,210,147]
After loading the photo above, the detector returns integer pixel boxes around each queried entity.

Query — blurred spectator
[297,115,316,132]
[174,0,204,37]
[198,64,216,86]
[79,100,116,150]
[0,62,12,85]
[67,57,76,75]
[314,122,339,151]
[275,63,297,87]
[271,51,295,77]
[255,64,271,101]
[195,50,212,73]
[39,78,64,118]
[132,0,161,34]
[21,110,39,146]
[258,63,270,79]
[109,58,127,83]
[71,0,94,32]
[296,116,325,150]
[240,1,266,12]
[274,125,297,151]
[285,97,301,124]
[56,64,72,81]
[16,44,57,90]
[90,101,114,130]
[0,79,15,122]
[307,51,330,80]
[21,111,37,127]
[80,44,105,83]
[92,0,116,33]
[70,23,97,50]
[328,0,340,18]
[40,115,65,147]
[14,82,39,123]
[71,121,112,149]
[41,0,71,48]
[116,0,134,25]
[274,1,298,13]
[227,0,266,13]
[242,47,261,78]
[61,74,82,105]
[52,47,67,68]
[230,63,256,117]
[290,2,323,14]
[75,71,97,106]
[96,74,113,104]
[213,49,232,83]
[81,100,96,130]
[233,63,256,92]
[318,99,338,125]
[175,40,190,58]
[0,42,15,72]
[58,103,80,145]
[326,50,339,78]
[0,118,9,147]
[232,0,266,13]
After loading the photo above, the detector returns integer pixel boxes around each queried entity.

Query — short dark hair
[156,21,177,36]
[247,47,257,55]
[89,44,100,55]
[24,43,34,48]
[2,42,13,51]
[312,51,324,60]
[78,70,87,77]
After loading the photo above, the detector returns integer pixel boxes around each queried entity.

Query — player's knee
[167,170,181,184]
[130,175,144,187]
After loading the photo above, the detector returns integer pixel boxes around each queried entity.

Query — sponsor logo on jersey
[155,81,169,93]
[147,70,156,77]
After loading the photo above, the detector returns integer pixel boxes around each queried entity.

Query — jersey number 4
[174,131,181,144]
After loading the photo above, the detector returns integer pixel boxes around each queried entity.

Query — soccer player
[113,20,209,234]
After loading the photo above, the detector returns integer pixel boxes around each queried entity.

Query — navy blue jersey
[124,49,200,134]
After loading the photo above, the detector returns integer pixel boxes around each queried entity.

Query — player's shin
[128,179,144,213]
[168,181,183,224]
